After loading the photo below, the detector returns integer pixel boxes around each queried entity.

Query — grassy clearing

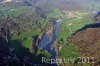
[22,38,32,49]
[69,18,94,32]
[12,29,41,49]
[60,44,79,58]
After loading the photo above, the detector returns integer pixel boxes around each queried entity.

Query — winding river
[38,19,61,65]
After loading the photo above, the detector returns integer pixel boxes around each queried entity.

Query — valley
[0,0,100,66]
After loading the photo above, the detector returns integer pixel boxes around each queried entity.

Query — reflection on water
[38,20,60,65]
[38,34,49,49]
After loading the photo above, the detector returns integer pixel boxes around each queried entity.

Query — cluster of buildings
[62,10,83,19]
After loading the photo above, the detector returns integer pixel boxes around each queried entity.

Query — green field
[13,9,93,64]
[0,7,94,65]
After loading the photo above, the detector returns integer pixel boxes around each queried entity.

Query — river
[38,19,61,65]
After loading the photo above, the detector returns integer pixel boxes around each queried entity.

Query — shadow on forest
[0,36,9,56]
[10,39,48,64]
[0,36,51,65]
